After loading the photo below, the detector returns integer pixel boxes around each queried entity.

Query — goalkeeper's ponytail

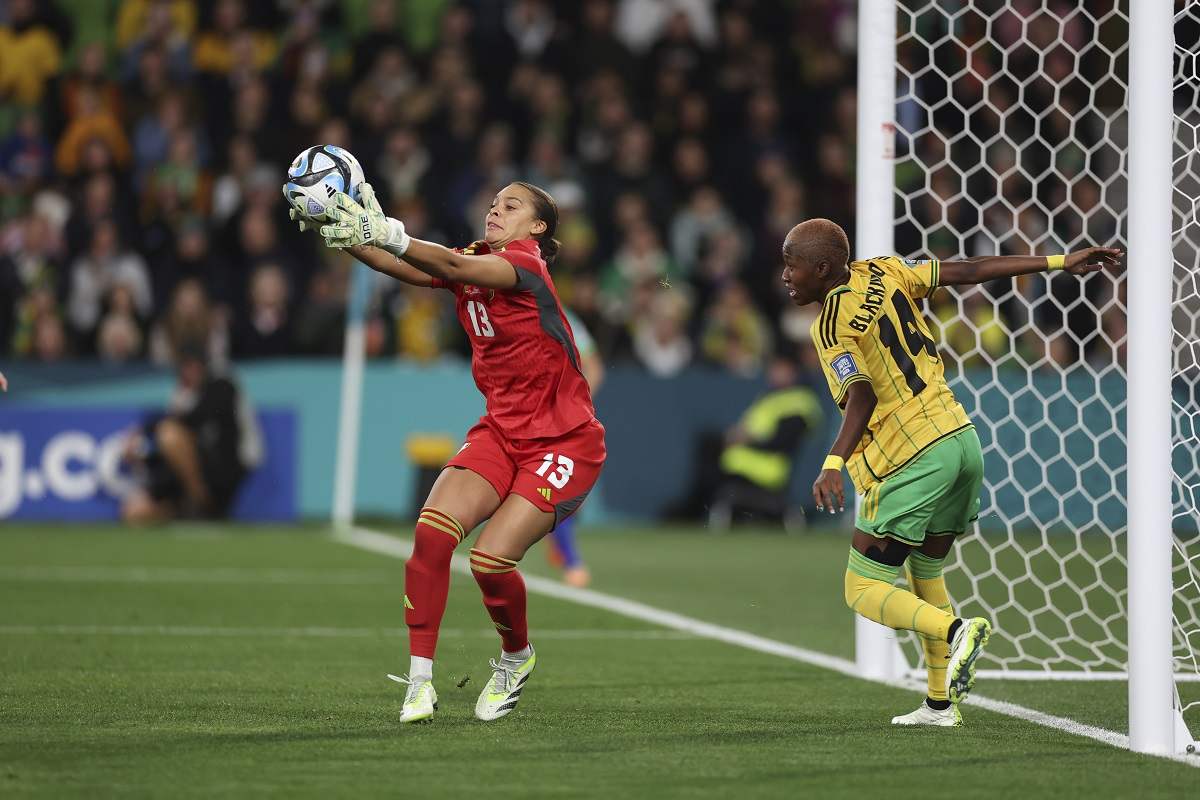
[513,180,560,265]
[539,236,561,264]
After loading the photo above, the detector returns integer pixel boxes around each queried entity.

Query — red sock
[470,548,529,652]
[404,508,465,659]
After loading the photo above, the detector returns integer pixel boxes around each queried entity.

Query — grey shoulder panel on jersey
[514,269,582,373]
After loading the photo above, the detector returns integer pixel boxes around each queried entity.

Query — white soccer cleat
[946,617,992,704]
[892,701,962,727]
[474,646,536,721]
[388,673,437,723]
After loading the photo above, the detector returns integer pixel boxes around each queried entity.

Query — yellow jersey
[810,256,973,495]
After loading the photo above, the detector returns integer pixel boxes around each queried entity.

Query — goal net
[882,0,1199,729]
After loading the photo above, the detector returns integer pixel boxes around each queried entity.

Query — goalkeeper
[780,218,1121,726]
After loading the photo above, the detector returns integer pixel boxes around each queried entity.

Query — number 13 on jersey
[467,300,494,338]
[536,452,575,489]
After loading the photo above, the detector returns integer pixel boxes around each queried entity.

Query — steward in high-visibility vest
[720,363,823,493]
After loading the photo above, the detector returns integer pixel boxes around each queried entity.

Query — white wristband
[381,217,411,258]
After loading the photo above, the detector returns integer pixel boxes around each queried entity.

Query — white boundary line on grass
[0,624,697,641]
[336,526,1199,769]
[0,565,395,585]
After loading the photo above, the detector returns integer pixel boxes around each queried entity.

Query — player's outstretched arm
[398,239,519,290]
[319,185,519,289]
[813,381,877,514]
[937,247,1123,287]
[346,245,436,287]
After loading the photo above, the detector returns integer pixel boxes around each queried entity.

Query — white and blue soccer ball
[282,145,365,221]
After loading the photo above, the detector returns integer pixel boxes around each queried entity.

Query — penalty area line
[335,525,1198,768]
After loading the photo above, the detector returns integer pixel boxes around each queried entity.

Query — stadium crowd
[0,0,1121,374]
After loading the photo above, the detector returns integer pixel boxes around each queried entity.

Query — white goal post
[856,0,1196,755]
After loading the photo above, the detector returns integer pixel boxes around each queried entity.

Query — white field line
[0,565,394,585]
[0,624,695,641]
[337,525,1200,768]
[972,668,1200,684]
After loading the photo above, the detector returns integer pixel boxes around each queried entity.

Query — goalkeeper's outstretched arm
[347,244,437,287]
[340,238,519,291]
[937,246,1123,286]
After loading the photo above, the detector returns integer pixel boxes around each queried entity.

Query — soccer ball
[282,145,365,221]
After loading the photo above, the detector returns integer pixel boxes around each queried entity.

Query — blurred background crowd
[0,0,1124,375]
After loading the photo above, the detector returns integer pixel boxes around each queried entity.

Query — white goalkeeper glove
[319,182,411,257]
[288,207,318,233]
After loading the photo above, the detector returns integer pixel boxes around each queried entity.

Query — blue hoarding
[0,407,296,522]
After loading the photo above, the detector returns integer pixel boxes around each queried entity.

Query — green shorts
[856,426,983,545]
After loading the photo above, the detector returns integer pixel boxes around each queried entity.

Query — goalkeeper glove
[319,182,411,257]
[288,207,317,233]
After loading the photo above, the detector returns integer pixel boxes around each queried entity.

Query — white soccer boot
[474,646,536,721]
[892,700,962,727]
[388,673,437,723]
[946,617,992,704]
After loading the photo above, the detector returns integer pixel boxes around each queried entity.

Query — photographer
[121,342,262,523]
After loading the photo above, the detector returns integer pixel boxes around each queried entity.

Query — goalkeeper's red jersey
[431,239,596,439]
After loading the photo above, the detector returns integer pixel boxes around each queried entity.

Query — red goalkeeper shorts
[446,417,606,527]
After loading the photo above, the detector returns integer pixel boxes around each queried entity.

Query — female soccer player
[301,181,605,724]
[781,218,1120,726]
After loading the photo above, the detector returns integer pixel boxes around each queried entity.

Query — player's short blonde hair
[783,218,850,269]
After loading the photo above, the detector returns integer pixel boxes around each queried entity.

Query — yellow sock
[907,551,954,702]
[845,550,955,643]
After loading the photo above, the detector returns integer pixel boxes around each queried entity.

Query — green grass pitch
[1,524,1196,798]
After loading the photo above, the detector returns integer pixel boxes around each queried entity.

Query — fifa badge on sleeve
[831,353,859,381]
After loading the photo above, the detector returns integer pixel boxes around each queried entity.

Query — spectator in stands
[58,41,124,124]
[67,219,152,350]
[352,0,402,81]
[147,127,211,217]
[151,215,213,307]
[0,214,62,355]
[210,134,260,224]
[233,263,292,359]
[121,341,262,523]
[700,281,772,376]
[601,222,680,320]
[292,265,346,355]
[632,289,693,378]
[572,0,634,83]
[389,283,449,362]
[0,111,53,206]
[32,313,69,362]
[229,204,295,306]
[148,277,227,367]
[376,127,432,206]
[193,0,275,75]
[670,186,738,275]
[0,0,67,106]
[115,0,196,77]
[96,291,145,363]
[132,91,189,187]
[55,86,132,178]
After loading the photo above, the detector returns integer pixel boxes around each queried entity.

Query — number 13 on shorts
[535,452,575,489]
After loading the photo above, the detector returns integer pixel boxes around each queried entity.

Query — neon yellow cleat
[892,701,963,726]
[388,673,437,724]
[474,646,536,721]
[946,617,991,704]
